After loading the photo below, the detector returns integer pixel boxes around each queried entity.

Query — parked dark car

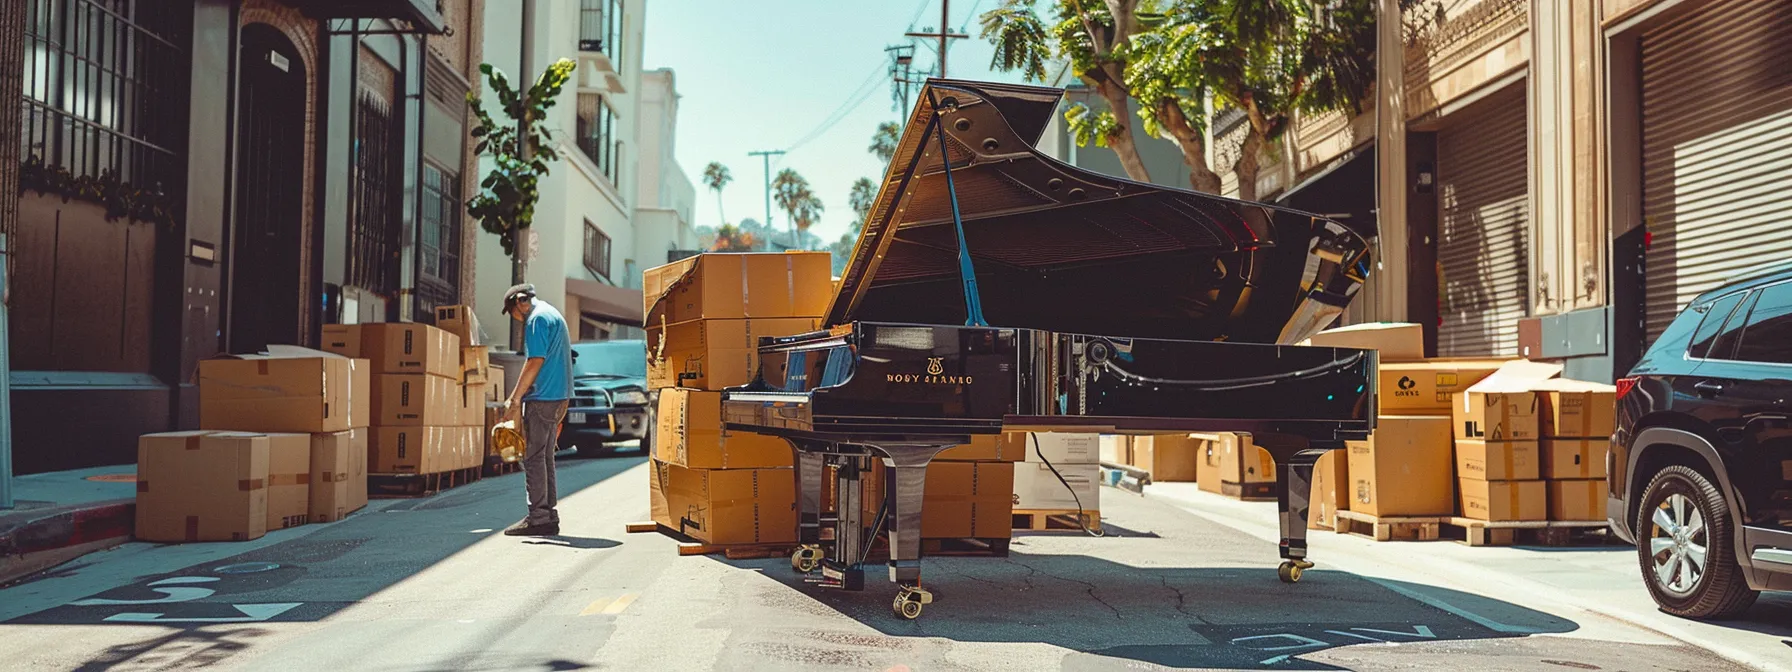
[1610,262,1792,618]
[558,339,651,456]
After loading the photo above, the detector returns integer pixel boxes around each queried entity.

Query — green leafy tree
[869,122,901,165]
[467,58,577,269]
[701,161,733,226]
[847,177,877,232]
[828,232,856,277]
[772,168,816,246]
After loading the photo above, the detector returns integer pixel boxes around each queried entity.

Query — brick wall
[240,0,320,339]
[457,0,485,305]
[0,0,23,272]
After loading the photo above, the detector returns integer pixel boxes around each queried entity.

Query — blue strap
[928,90,988,328]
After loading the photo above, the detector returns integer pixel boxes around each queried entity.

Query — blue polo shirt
[522,300,572,402]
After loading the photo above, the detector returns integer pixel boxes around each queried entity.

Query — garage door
[1436,85,1530,357]
[1642,0,1792,340]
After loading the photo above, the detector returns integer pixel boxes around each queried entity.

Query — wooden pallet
[368,467,482,498]
[920,537,1012,557]
[1012,509,1102,533]
[635,522,797,559]
[1221,481,1277,501]
[1333,510,1444,542]
[1444,518,1611,547]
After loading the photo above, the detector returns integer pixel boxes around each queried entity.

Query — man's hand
[502,398,522,425]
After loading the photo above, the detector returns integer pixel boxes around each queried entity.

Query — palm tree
[848,177,877,232]
[771,168,811,247]
[868,122,901,165]
[701,161,733,225]
[792,194,824,249]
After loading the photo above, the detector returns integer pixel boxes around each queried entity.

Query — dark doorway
[227,24,307,354]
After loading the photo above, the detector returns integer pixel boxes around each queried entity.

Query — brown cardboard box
[434,304,483,347]
[1541,438,1608,480]
[346,428,368,512]
[646,317,821,390]
[265,433,312,530]
[1307,450,1349,530]
[1452,360,1564,440]
[360,323,461,378]
[136,431,270,542]
[1301,322,1426,362]
[486,365,505,402]
[1454,439,1540,481]
[1346,416,1454,517]
[374,374,459,426]
[643,252,833,324]
[371,426,451,474]
[648,459,673,529]
[461,346,491,385]
[1020,432,1099,464]
[1131,434,1202,482]
[1548,479,1604,521]
[921,461,1015,539]
[1099,435,1130,465]
[458,382,487,427]
[1377,360,1509,414]
[1458,478,1547,521]
[200,350,371,433]
[1532,379,1618,439]
[322,324,361,357]
[1013,461,1099,511]
[309,430,357,523]
[654,389,792,469]
[937,433,1027,462]
[661,463,797,545]
[1196,438,1227,494]
[1220,433,1277,487]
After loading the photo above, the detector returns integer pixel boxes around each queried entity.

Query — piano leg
[820,455,867,591]
[877,444,948,620]
[788,443,826,574]
[1272,447,1331,583]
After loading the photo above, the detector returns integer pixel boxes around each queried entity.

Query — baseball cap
[502,283,536,315]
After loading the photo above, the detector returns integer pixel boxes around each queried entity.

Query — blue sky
[642,0,1047,243]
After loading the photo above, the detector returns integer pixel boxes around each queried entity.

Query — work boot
[504,520,560,537]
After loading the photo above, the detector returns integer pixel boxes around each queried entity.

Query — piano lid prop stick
[928,88,989,328]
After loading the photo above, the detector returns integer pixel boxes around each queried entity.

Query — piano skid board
[1011,509,1101,533]
[637,522,799,559]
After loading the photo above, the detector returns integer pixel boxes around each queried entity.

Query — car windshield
[572,340,647,379]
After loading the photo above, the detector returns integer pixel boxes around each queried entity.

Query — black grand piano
[722,79,1377,619]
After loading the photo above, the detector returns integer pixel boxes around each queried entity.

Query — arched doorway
[228,23,306,354]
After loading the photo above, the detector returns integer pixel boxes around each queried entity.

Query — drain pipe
[1,233,13,509]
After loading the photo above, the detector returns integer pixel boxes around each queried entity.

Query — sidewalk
[0,465,139,585]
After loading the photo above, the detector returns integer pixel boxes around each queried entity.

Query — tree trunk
[1158,101,1222,194]
[716,191,727,227]
[1233,126,1265,202]
[1094,80,1153,183]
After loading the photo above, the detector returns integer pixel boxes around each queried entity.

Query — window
[1733,282,1792,365]
[1688,291,1746,358]
[416,164,462,314]
[349,87,400,296]
[584,221,612,280]
[576,94,618,183]
[578,0,624,70]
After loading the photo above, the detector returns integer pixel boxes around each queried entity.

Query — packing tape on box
[1508,484,1522,519]
[238,478,266,491]
[1583,482,1602,521]
[1501,446,1516,480]
[787,255,796,311]
[269,473,311,486]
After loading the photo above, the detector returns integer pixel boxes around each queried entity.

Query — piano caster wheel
[790,545,823,574]
[892,585,933,620]
[1278,559,1314,584]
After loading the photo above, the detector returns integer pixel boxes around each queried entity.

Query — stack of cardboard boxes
[1536,379,1617,522]
[1010,433,1098,515]
[324,318,489,477]
[643,252,832,547]
[874,433,1022,540]
[1121,434,1201,483]
[1451,361,1562,522]
[1194,432,1278,500]
[138,347,372,542]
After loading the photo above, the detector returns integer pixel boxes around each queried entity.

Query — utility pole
[904,0,968,78]
[511,0,536,352]
[886,44,919,113]
[747,149,785,242]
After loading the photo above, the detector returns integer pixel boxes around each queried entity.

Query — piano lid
[826,79,1373,345]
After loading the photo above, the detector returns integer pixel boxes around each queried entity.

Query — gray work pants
[524,400,568,526]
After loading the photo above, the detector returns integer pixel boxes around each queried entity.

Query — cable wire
[1029,433,1105,537]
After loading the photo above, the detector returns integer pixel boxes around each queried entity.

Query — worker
[499,283,573,537]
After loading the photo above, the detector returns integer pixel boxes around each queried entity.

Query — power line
[783,60,889,153]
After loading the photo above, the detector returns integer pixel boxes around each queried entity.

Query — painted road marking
[70,576,219,606]
[1363,576,1543,634]
[105,603,302,623]
[580,593,638,616]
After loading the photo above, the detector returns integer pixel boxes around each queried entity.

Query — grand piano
[722,79,1377,619]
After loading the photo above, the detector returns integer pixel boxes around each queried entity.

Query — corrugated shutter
[1436,85,1530,357]
[1642,0,1792,341]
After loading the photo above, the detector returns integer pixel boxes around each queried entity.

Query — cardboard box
[1532,379,1618,439]
[1013,461,1100,511]
[1020,432,1099,464]
[648,460,673,529]
[1458,478,1547,521]
[360,322,460,378]
[661,463,796,545]
[937,433,1026,462]
[1452,360,1563,440]
[1196,438,1226,494]
[1131,434,1202,482]
[458,382,487,427]
[1548,479,1604,521]
[1454,439,1540,481]
[1220,433,1277,486]
[321,324,361,357]
[461,346,491,385]
[1345,416,1454,517]
[346,428,368,512]
[1307,450,1349,530]
[921,461,1014,539]
[374,374,459,426]
[646,317,821,390]
[1541,438,1609,480]
[309,430,357,523]
[136,431,270,542]
[370,426,452,474]
[1099,435,1130,465]
[1377,360,1509,414]
[1301,322,1426,362]
[643,252,834,324]
[654,389,792,469]
[265,433,312,530]
[200,349,371,433]
[486,365,505,402]
[434,304,483,347]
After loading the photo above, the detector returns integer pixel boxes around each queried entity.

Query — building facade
[473,0,695,345]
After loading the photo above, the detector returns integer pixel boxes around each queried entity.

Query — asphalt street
[0,453,1780,671]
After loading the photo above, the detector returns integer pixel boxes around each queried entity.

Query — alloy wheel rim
[1648,493,1708,597]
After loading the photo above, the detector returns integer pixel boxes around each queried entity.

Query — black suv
[1611,263,1792,619]
[559,339,652,456]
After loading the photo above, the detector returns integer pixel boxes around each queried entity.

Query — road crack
[1006,557,1121,619]
[1160,575,1211,624]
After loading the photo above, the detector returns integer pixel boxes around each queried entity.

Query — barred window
[583,220,611,280]
[576,93,618,184]
[349,88,400,296]
[416,163,462,315]
[578,0,623,71]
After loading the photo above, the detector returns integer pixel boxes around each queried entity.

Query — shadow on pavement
[521,535,621,550]
[70,626,274,671]
[722,551,1579,670]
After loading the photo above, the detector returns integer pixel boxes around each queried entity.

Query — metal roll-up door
[1436,85,1530,357]
[1642,0,1792,341]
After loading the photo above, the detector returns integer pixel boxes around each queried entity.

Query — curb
[0,499,135,585]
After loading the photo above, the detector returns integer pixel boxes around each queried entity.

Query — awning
[566,278,645,327]
[302,0,448,34]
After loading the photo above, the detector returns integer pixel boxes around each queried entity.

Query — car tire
[1635,464,1758,619]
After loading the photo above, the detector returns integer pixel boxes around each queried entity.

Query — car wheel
[574,442,614,458]
[1635,464,1758,619]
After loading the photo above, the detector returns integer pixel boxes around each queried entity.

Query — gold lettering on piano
[926,358,944,375]
[885,358,973,385]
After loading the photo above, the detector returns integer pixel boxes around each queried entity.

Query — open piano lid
[827,79,1373,345]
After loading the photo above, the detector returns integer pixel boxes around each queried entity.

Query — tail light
[1615,376,1640,401]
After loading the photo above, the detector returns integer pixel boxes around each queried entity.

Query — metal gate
[1435,85,1530,357]
[1642,0,1792,340]
[228,24,305,355]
